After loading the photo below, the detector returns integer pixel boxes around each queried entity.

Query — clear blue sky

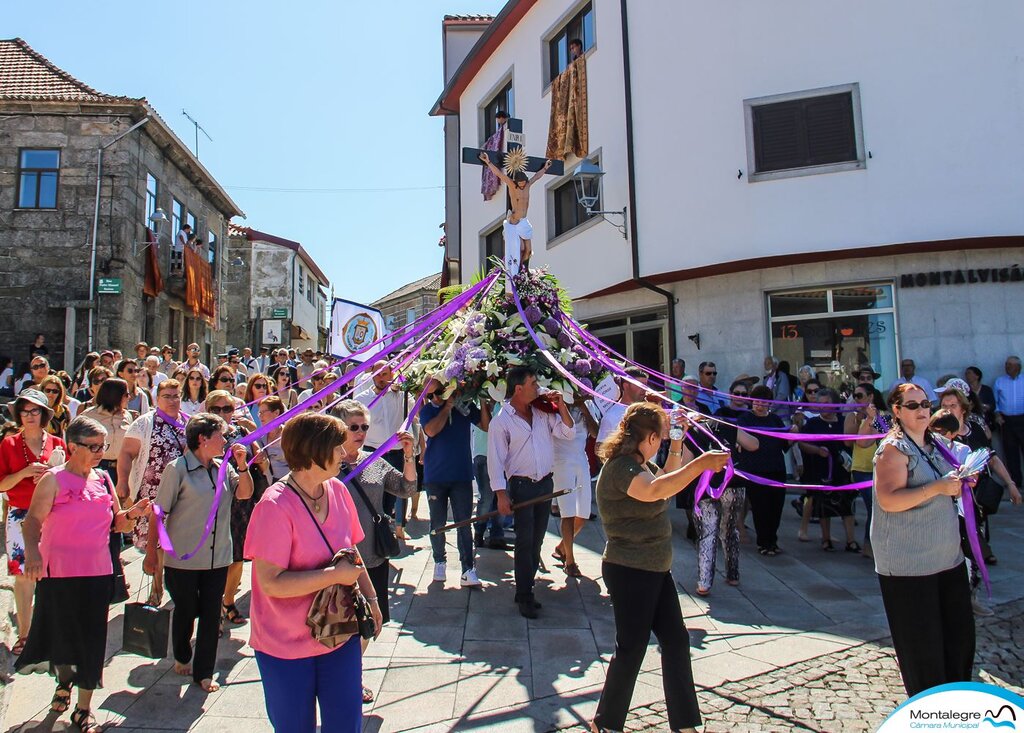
[7,0,507,304]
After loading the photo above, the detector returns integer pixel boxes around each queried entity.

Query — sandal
[51,680,73,713]
[11,636,27,657]
[695,586,711,597]
[551,548,566,565]
[362,685,375,704]
[822,540,835,552]
[845,541,862,554]
[222,603,247,625]
[70,707,102,733]
[564,562,582,578]
[758,546,778,557]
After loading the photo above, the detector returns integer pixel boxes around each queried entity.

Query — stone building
[0,38,243,371]
[224,225,329,354]
[370,272,441,332]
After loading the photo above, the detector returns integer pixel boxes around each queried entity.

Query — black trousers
[877,562,975,697]
[1001,415,1024,487]
[507,474,553,603]
[596,561,701,731]
[746,474,787,549]
[164,565,228,683]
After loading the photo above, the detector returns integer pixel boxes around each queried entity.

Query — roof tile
[0,38,136,103]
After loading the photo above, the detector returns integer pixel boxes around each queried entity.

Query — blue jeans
[853,470,873,545]
[254,636,362,733]
[473,455,504,540]
[426,481,475,572]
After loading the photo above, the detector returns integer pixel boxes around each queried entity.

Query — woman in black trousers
[592,403,729,733]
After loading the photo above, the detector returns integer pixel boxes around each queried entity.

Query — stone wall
[0,111,233,369]
[374,290,439,330]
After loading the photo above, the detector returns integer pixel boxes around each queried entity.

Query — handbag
[346,470,401,559]
[973,473,1004,515]
[285,481,376,647]
[122,577,170,658]
[99,470,129,604]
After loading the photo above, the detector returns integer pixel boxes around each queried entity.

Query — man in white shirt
[595,367,650,452]
[354,360,410,516]
[182,343,210,380]
[887,358,935,402]
[173,223,192,272]
[487,366,574,618]
[254,346,271,375]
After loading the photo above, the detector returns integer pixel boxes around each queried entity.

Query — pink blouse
[244,478,364,659]
[40,467,114,578]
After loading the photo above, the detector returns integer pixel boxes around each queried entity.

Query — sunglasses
[208,405,235,415]
[853,392,867,399]
[31,364,47,370]
[347,423,370,433]
[704,371,717,376]
[806,389,819,395]
[124,367,138,374]
[732,391,748,397]
[899,400,932,411]
[189,376,203,381]
[43,388,61,395]
[75,441,109,454]
[217,377,234,383]
[252,383,268,389]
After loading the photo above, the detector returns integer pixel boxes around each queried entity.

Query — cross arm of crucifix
[478,151,514,186]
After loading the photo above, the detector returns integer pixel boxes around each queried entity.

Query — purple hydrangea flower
[577,377,593,391]
[541,317,561,335]
[556,332,573,349]
[523,305,543,325]
[572,359,592,376]
[443,361,465,381]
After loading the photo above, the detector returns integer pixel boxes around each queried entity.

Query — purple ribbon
[153,272,499,560]
[155,408,187,431]
[932,439,991,595]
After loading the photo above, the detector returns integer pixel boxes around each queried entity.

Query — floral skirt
[6,508,28,576]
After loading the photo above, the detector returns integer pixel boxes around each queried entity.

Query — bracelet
[366,596,379,603]
[404,455,415,462]
[669,450,683,457]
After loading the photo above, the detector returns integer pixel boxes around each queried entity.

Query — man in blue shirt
[421,379,491,587]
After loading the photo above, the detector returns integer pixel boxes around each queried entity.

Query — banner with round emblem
[329,298,386,361]
[877,682,1023,732]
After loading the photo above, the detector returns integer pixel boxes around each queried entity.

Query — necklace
[288,475,326,513]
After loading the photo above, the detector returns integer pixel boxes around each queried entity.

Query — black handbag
[122,576,170,658]
[99,470,129,604]
[346,472,401,559]
[973,473,1004,515]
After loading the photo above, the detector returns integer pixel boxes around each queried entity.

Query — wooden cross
[462,118,564,280]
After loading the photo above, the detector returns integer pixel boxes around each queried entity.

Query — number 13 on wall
[779,324,799,339]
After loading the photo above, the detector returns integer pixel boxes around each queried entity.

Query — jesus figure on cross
[478,151,552,272]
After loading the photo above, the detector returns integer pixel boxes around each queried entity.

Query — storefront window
[768,284,897,394]
[589,311,666,372]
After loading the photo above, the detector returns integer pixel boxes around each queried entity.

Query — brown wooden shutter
[753,92,857,173]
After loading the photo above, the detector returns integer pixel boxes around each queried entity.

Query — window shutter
[753,101,804,172]
[804,93,856,165]
[752,92,858,173]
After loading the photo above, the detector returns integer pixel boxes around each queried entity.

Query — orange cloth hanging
[546,56,589,160]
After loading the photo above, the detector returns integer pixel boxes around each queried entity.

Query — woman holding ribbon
[0,389,66,657]
[144,412,252,692]
[245,412,380,733]
[593,402,729,733]
[16,416,150,732]
[118,378,187,606]
[872,383,973,696]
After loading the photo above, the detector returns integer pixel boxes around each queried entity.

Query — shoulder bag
[344,468,401,559]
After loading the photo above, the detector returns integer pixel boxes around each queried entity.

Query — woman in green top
[591,402,729,733]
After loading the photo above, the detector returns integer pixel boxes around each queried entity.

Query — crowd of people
[1,333,1021,732]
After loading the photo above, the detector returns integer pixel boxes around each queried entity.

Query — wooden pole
[429,489,571,535]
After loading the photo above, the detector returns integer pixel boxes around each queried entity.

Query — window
[481,80,514,144]
[590,310,667,372]
[768,283,897,392]
[552,171,596,238]
[482,224,504,266]
[145,173,158,229]
[298,264,305,295]
[745,84,864,181]
[208,231,217,268]
[17,149,60,208]
[186,211,196,234]
[307,276,314,305]
[548,3,595,82]
[171,199,183,236]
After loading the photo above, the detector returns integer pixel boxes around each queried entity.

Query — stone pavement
[4,496,1024,732]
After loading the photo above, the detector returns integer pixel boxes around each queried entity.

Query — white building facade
[433,0,1024,391]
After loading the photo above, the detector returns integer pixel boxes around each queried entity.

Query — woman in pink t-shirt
[16,416,150,733]
[244,412,380,733]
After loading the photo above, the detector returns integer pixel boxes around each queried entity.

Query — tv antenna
[181,109,213,159]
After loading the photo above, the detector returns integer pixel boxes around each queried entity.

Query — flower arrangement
[404,266,608,405]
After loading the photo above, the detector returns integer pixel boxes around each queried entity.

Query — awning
[291,323,312,340]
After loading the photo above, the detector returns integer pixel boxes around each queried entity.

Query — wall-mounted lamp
[571,160,628,239]
[688,332,701,350]
[132,208,170,255]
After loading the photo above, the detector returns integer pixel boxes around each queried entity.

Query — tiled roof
[371,273,442,307]
[228,224,330,286]
[443,14,494,23]
[0,38,136,102]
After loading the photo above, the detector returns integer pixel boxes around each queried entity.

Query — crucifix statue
[463,117,564,281]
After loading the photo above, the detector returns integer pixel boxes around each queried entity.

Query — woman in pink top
[245,412,380,733]
[16,416,150,733]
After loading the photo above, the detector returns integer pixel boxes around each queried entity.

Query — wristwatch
[669,427,684,442]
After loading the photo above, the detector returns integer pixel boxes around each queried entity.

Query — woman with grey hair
[144,412,254,693]
[17,416,150,732]
[332,398,417,704]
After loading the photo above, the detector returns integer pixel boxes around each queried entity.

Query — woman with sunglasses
[16,416,150,733]
[208,365,238,398]
[872,383,972,696]
[333,398,417,704]
[205,391,270,629]
[38,375,70,440]
[0,389,66,657]
[181,367,208,416]
[844,385,887,560]
[18,356,50,394]
[244,373,272,427]
[272,368,299,411]
[116,359,151,415]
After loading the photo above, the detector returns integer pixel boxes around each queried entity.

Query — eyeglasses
[731,391,748,397]
[31,364,47,370]
[252,383,268,389]
[124,368,137,374]
[900,400,932,411]
[20,407,43,417]
[188,347,200,353]
[217,377,234,384]
[427,391,443,400]
[703,371,717,376]
[208,405,235,415]
[806,389,819,395]
[347,423,370,433]
[853,392,867,399]
[43,388,61,395]
[188,376,203,382]
[75,441,109,454]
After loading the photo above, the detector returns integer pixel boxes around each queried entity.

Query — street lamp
[132,208,170,255]
[571,161,627,239]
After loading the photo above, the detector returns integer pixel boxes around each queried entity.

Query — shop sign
[900,266,1023,288]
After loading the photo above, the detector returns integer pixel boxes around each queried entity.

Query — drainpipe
[619,0,677,362]
[88,116,151,352]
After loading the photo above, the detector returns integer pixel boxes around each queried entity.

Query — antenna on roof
[181,109,213,159]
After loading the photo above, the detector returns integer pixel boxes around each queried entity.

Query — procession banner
[329,298,386,361]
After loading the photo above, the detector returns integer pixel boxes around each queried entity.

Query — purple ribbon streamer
[932,439,991,595]
[153,272,498,560]
[154,408,187,431]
